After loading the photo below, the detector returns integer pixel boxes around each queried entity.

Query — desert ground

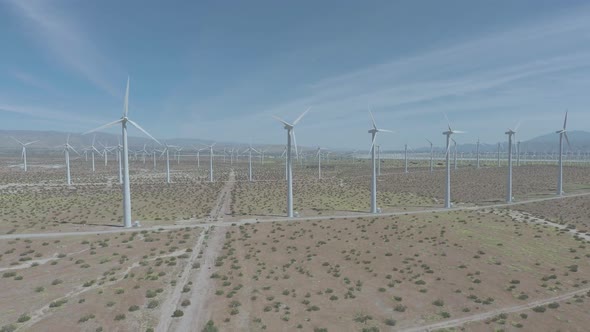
[0,153,589,332]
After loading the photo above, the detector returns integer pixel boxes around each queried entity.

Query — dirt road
[158,170,235,331]
[399,286,590,332]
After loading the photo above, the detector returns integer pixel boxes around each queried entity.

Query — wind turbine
[316,147,324,180]
[426,139,434,173]
[203,143,216,182]
[10,137,39,172]
[260,148,268,165]
[160,144,178,184]
[58,135,79,185]
[83,77,160,228]
[272,108,310,218]
[556,111,571,196]
[404,144,408,173]
[505,122,519,203]
[175,146,183,164]
[89,135,102,173]
[442,115,464,208]
[245,143,259,182]
[193,146,206,169]
[368,110,392,214]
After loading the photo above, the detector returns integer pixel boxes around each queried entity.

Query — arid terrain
[1,154,589,332]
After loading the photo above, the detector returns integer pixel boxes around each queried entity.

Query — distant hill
[408,130,590,153]
[0,130,283,156]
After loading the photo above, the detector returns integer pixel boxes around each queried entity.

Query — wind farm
[2,1,590,332]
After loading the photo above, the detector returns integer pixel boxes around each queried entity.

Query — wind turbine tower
[556,112,570,196]
[505,123,519,203]
[426,139,434,173]
[404,144,408,173]
[83,77,160,228]
[273,108,310,218]
[368,110,392,214]
[443,116,464,208]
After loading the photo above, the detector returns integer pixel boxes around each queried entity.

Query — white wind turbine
[57,134,79,185]
[404,143,409,173]
[556,111,571,196]
[90,135,102,173]
[426,139,434,173]
[193,146,205,169]
[442,115,464,208]
[83,77,160,228]
[10,137,39,172]
[316,146,325,180]
[160,143,178,184]
[203,143,216,182]
[368,110,392,214]
[505,122,520,203]
[259,148,268,165]
[175,146,183,164]
[246,144,259,182]
[273,108,310,218]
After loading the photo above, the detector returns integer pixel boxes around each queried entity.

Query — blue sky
[1,0,590,150]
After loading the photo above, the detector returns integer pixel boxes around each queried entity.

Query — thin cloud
[7,0,121,97]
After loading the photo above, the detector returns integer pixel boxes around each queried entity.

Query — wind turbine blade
[272,115,292,127]
[514,120,521,132]
[292,130,299,160]
[563,110,568,130]
[83,119,124,135]
[378,129,393,133]
[453,130,466,134]
[24,140,39,146]
[10,136,24,145]
[444,113,452,131]
[68,145,80,156]
[369,133,377,152]
[293,107,311,125]
[564,132,571,149]
[445,141,452,157]
[426,138,432,145]
[124,76,130,117]
[128,119,161,145]
[66,134,71,145]
[368,108,377,130]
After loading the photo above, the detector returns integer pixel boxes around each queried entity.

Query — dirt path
[156,228,209,332]
[399,286,590,332]
[158,169,235,331]
[0,248,88,272]
[503,209,590,241]
[208,169,236,221]
[171,226,227,331]
[3,190,590,240]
